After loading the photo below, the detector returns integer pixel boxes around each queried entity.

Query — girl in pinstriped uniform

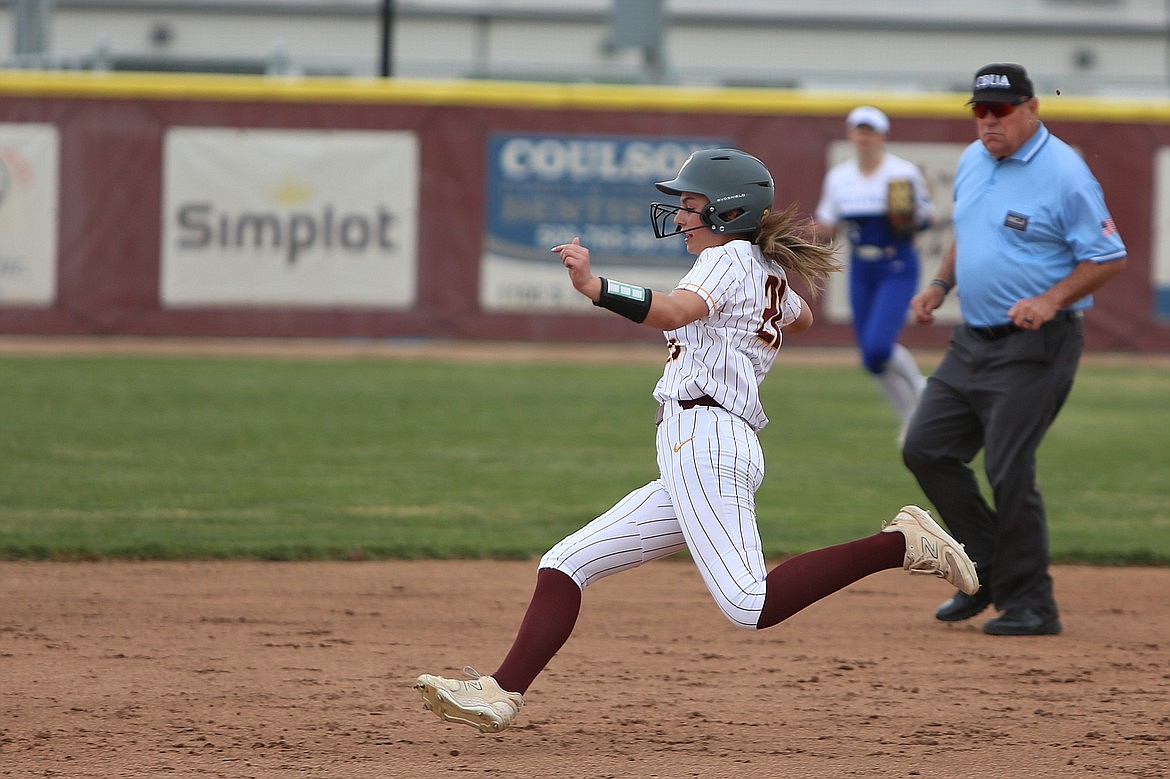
[416,149,978,733]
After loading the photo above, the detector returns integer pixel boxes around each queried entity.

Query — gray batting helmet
[651,148,774,238]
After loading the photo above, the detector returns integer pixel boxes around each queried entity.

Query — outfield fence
[1,71,1168,350]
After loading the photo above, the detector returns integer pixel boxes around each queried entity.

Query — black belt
[655,395,722,426]
[968,323,1021,341]
[968,310,1082,341]
[679,395,721,410]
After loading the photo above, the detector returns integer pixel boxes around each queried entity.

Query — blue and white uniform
[816,152,934,373]
[816,154,934,266]
[816,149,934,431]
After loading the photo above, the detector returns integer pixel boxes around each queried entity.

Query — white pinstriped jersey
[652,239,803,431]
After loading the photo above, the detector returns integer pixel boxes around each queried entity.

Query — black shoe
[983,607,1062,636]
[935,587,993,622]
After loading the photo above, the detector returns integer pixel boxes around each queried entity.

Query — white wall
[2,0,1169,96]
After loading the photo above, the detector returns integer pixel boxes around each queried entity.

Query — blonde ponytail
[754,204,842,297]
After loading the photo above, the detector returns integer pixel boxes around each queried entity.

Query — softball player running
[415,149,977,733]
[814,107,935,441]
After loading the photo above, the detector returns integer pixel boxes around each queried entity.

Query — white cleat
[414,666,523,733]
[882,505,980,596]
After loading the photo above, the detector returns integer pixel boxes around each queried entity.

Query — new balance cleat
[414,666,523,733]
[881,505,980,596]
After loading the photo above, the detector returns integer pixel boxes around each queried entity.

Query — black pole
[380,0,394,77]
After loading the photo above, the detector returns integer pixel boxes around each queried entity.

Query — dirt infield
[3,337,1168,777]
[3,560,1168,779]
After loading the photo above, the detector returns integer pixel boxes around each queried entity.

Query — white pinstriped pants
[540,405,769,629]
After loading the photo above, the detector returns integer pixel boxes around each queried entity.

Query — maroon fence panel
[1,75,1167,351]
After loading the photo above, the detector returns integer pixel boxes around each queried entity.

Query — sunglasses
[971,98,1030,119]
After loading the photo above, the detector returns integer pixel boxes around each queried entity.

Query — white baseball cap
[845,106,890,134]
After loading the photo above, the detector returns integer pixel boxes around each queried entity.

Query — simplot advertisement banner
[0,123,59,307]
[162,128,419,308]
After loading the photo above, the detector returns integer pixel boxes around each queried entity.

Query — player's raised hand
[551,237,601,301]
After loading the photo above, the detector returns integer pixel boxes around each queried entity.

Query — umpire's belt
[655,395,722,426]
[968,310,1083,341]
[854,244,895,260]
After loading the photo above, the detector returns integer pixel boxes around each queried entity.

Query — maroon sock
[756,532,905,629]
[492,567,582,694]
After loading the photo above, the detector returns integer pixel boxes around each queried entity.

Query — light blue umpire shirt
[952,121,1127,328]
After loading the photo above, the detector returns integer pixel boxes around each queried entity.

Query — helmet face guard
[650,202,704,239]
[650,148,774,239]
[649,202,747,238]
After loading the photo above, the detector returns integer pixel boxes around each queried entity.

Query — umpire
[904,63,1127,636]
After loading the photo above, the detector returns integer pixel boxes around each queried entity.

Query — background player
[814,106,935,442]
[415,148,978,733]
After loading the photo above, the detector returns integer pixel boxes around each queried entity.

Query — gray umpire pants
[902,314,1083,615]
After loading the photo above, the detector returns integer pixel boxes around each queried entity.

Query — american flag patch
[1101,218,1118,237]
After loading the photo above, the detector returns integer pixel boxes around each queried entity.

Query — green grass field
[1,348,1167,564]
